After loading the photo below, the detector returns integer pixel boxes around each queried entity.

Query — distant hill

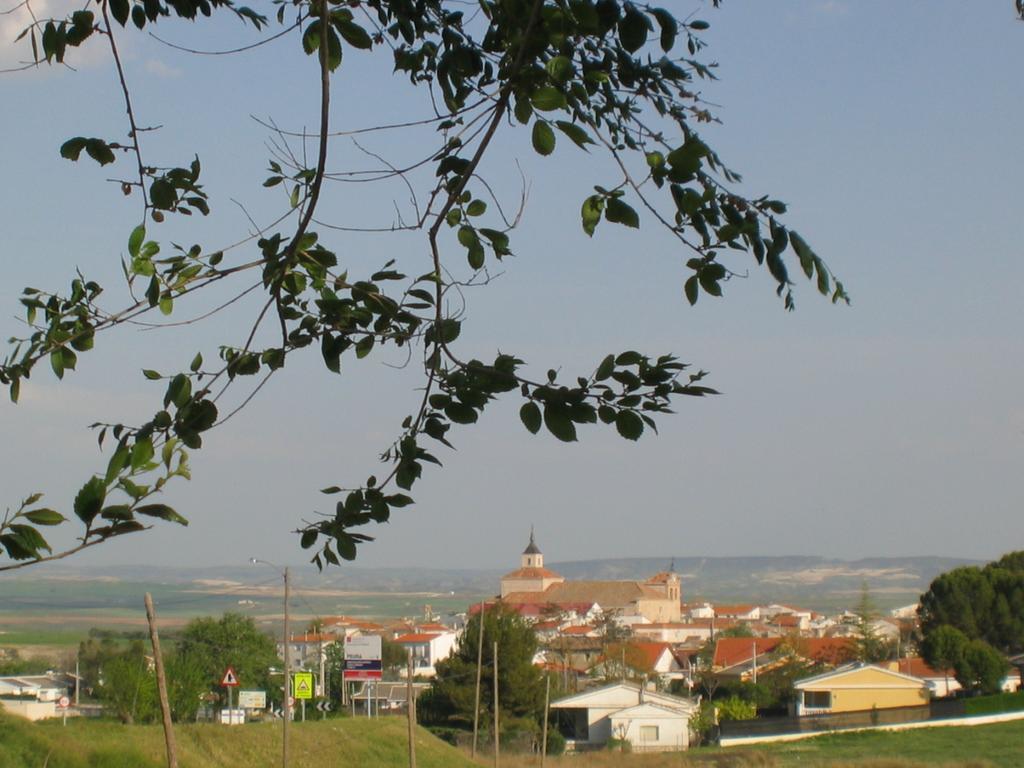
[546,555,981,610]
[16,554,981,613]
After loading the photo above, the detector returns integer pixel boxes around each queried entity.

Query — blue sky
[2,1,1022,573]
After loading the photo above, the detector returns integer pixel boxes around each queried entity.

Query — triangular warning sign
[296,677,311,694]
[221,667,240,687]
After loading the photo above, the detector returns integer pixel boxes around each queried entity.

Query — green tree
[954,639,1008,696]
[0,0,846,572]
[853,583,894,663]
[176,613,280,704]
[920,624,967,696]
[164,652,208,722]
[919,551,1024,654]
[381,637,408,679]
[95,641,157,724]
[421,605,545,739]
[715,695,756,721]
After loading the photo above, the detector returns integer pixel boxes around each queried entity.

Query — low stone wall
[0,698,57,721]
[720,709,1024,748]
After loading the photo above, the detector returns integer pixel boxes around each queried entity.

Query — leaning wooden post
[493,641,500,768]
[472,602,485,759]
[144,593,178,768]
[407,648,417,768]
[541,674,550,768]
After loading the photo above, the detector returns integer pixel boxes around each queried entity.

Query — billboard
[344,634,383,681]
[237,690,266,709]
[344,635,382,660]
[343,658,383,681]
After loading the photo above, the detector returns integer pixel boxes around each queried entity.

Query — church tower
[499,528,563,598]
[521,527,543,569]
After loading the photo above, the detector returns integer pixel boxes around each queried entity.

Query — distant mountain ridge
[21,555,980,611]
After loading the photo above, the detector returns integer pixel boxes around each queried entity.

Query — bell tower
[521,526,543,569]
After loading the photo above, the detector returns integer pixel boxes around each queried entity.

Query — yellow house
[793,663,929,716]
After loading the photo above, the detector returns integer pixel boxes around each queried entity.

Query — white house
[609,703,691,752]
[550,682,698,752]
[393,630,459,677]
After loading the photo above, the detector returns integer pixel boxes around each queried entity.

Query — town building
[551,682,698,752]
[498,532,682,624]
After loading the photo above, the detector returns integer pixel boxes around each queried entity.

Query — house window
[803,691,831,709]
[639,725,659,741]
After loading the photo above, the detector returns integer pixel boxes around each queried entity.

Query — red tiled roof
[502,567,563,579]
[417,623,449,632]
[713,637,855,669]
[394,633,440,644]
[630,642,673,668]
[893,657,951,679]
[771,615,802,627]
[560,625,597,636]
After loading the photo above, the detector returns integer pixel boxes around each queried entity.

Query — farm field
[1,712,1021,768]
[0,574,482,657]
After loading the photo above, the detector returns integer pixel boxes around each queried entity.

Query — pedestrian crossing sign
[293,672,313,700]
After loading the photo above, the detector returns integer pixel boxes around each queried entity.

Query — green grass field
[1,712,1021,768]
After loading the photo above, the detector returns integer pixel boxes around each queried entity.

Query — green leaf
[530,86,567,112]
[128,225,145,258]
[581,195,604,237]
[466,200,487,217]
[651,8,678,52]
[23,509,65,526]
[73,476,106,525]
[142,369,162,380]
[519,401,542,434]
[543,404,577,442]
[189,352,203,372]
[135,504,188,526]
[60,137,87,161]
[684,275,699,306]
[532,120,556,156]
[336,19,372,49]
[324,27,343,71]
[302,20,322,54]
[109,0,129,26]
[615,410,644,441]
[150,179,176,210]
[84,139,115,166]
[605,198,640,228]
[50,348,65,379]
[618,7,650,53]
[595,354,615,381]
[790,231,816,279]
[445,402,478,424]
[545,55,574,83]
[555,121,593,150]
[300,529,318,549]
[458,226,484,270]
[131,437,155,470]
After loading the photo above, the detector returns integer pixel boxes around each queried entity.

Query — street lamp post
[252,558,290,768]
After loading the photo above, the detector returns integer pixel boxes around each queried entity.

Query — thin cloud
[144,57,181,79]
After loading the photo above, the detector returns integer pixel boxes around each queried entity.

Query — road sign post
[58,695,70,726]
[221,667,240,725]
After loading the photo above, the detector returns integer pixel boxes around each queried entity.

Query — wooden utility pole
[493,641,500,768]
[472,602,485,758]
[541,674,550,768]
[283,566,291,768]
[407,649,417,768]
[144,593,178,768]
